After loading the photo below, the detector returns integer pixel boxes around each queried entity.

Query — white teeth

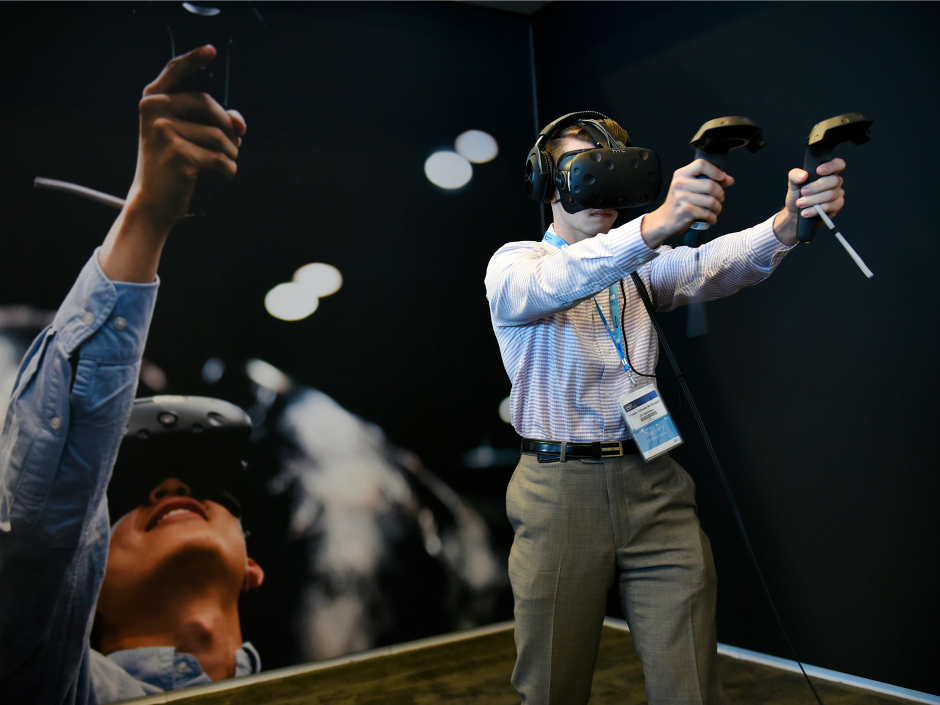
[157,508,197,525]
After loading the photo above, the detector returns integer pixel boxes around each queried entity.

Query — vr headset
[525,111,662,223]
[108,396,252,523]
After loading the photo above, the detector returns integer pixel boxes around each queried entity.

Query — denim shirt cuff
[52,248,159,362]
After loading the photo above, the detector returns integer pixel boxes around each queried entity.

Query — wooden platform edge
[118,621,517,704]
[118,619,937,705]
[603,617,939,705]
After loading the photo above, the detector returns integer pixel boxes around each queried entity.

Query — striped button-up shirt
[485,213,792,443]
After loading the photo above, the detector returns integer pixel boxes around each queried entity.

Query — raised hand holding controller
[687,116,765,246]
[797,113,872,243]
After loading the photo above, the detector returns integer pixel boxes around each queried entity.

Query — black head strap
[576,118,630,149]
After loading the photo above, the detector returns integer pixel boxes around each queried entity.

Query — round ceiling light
[455,130,498,163]
[424,151,472,189]
[264,282,320,321]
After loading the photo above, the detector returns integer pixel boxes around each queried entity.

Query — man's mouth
[145,498,208,531]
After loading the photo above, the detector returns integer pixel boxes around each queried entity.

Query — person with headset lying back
[0,46,260,705]
[484,112,846,704]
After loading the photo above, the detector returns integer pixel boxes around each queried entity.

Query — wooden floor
[125,622,923,705]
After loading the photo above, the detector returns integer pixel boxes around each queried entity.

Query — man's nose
[148,477,192,504]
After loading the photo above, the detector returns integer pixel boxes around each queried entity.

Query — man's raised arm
[0,46,245,705]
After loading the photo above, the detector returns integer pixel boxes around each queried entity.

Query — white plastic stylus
[812,204,873,278]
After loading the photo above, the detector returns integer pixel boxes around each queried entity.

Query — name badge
[618,384,683,461]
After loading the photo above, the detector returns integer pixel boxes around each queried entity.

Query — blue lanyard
[542,231,632,373]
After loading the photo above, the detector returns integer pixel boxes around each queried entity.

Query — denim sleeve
[0,249,158,705]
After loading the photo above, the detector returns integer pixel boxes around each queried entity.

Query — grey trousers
[506,451,724,705]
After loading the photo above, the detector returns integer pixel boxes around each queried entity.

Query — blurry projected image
[293,263,343,297]
[242,361,508,663]
[424,151,472,189]
[265,282,320,321]
[0,307,510,671]
[455,130,498,163]
[202,357,226,384]
[246,357,292,394]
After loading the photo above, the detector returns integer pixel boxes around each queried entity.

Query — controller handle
[686,117,765,247]
[798,113,872,243]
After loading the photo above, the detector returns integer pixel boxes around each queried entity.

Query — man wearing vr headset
[485,113,846,704]
[0,47,260,705]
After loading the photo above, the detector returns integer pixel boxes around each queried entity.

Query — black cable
[617,279,682,381]
[629,270,825,705]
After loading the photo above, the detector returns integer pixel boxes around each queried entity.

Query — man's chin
[149,542,243,588]
[586,212,617,232]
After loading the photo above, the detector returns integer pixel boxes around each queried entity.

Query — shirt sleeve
[485,216,659,326]
[0,249,158,705]
[647,214,794,312]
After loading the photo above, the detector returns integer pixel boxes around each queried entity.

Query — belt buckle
[599,441,624,458]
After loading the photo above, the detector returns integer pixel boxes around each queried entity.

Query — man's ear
[244,558,264,591]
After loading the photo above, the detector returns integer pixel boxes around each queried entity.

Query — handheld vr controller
[526,111,662,224]
[139,1,265,107]
[797,113,872,243]
[137,2,264,217]
[108,396,252,523]
[687,116,765,247]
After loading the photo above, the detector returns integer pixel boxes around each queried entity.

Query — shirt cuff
[604,214,660,274]
[751,214,795,269]
[52,248,159,362]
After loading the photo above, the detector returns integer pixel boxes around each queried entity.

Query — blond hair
[546,119,630,161]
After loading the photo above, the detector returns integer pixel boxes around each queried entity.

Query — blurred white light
[140,360,168,392]
[425,535,442,556]
[265,282,319,321]
[202,357,225,384]
[293,263,343,297]
[499,396,512,424]
[424,151,472,189]
[464,444,497,469]
[455,130,498,163]
[183,3,220,16]
[246,358,292,394]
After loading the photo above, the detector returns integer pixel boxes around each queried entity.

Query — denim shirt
[0,251,260,704]
[87,642,261,703]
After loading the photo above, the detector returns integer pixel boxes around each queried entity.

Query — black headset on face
[109,396,252,523]
[525,111,627,203]
[525,111,662,220]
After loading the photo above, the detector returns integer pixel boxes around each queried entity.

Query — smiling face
[96,477,261,630]
[550,137,619,243]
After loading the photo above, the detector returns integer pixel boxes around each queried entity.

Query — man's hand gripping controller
[797,113,872,243]
[687,117,765,247]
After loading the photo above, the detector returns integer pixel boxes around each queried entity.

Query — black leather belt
[521,438,638,461]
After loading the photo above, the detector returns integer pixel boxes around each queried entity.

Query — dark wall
[532,1,939,694]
